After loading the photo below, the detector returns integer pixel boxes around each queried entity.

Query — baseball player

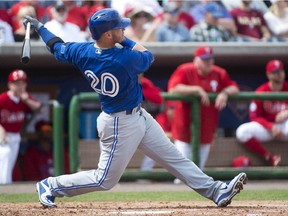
[168,45,239,170]
[23,8,247,208]
[236,59,286,166]
[0,70,41,184]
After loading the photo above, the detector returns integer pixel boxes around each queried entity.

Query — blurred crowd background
[1,0,288,43]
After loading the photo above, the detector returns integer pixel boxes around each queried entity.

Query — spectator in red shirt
[236,59,286,166]
[230,0,272,41]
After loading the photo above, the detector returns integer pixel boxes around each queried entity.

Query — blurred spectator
[236,59,287,167]
[230,0,272,41]
[124,6,157,42]
[9,0,46,32]
[23,120,69,180]
[190,2,234,42]
[0,8,13,25]
[0,1,19,9]
[0,9,14,43]
[189,0,237,35]
[264,0,288,40]
[162,0,196,29]
[13,6,40,42]
[45,0,87,31]
[167,45,239,170]
[156,2,191,42]
[111,0,162,17]
[44,1,87,42]
[80,1,108,23]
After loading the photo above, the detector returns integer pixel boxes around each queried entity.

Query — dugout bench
[78,137,288,170]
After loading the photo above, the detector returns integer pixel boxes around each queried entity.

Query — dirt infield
[1,181,288,215]
[1,201,288,216]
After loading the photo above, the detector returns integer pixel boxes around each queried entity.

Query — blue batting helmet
[89,8,131,40]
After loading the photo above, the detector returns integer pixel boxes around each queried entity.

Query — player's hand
[272,125,283,139]
[275,110,288,123]
[20,92,29,102]
[23,16,43,31]
[197,87,209,106]
[215,92,228,111]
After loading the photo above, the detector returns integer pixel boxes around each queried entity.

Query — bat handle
[25,22,31,39]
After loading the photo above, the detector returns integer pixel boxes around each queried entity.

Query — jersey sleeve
[249,95,274,131]
[122,49,154,74]
[141,78,163,104]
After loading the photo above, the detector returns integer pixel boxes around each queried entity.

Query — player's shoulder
[282,81,288,91]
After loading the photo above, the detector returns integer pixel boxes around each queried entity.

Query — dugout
[1,42,288,179]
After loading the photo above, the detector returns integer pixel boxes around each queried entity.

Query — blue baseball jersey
[52,42,154,113]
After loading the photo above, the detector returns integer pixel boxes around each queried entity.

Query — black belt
[125,104,141,115]
[102,104,141,115]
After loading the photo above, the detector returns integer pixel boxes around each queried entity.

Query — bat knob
[21,56,30,64]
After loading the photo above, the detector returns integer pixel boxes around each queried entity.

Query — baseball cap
[266,59,284,74]
[205,2,224,18]
[194,46,214,60]
[54,0,66,12]
[8,69,28,82]
[232,156,251,168]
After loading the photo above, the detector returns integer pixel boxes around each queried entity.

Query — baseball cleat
[215,172,247,207]
[268,154,281,166]
[36,178,56,208]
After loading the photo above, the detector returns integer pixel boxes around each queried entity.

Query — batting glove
[23,16,43,31]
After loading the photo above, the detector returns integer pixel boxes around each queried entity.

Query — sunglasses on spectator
[134,12,149,19]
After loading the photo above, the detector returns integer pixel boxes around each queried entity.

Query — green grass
[1,190,288,203]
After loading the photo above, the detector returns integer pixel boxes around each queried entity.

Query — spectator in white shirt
[44,1,87,42]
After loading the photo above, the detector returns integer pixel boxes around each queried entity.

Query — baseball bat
[21,22,31,64]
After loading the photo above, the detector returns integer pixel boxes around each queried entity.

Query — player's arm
[169,84,210,106]
[120,37,154,73]
[20,92,42,112]
[215,85,239,110]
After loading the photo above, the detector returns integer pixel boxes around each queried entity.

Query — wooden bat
[21,22,31,64]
